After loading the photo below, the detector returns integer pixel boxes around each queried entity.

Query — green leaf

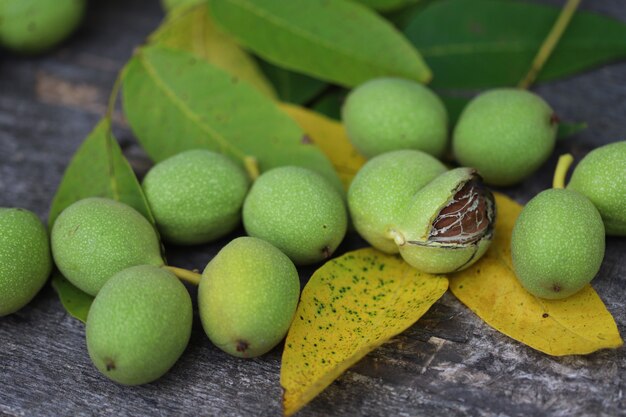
[259,60,327,104]
[48,119,154,228]
[208,0,431,87]
[310,89,347,121]
[382,0,433,30]
[557,121,587,139]
[405,0,626,88]
[150,2,277,99]
[122,45,343,194]
[355,0,420,12]
[48,119,154,322]
[438,94,470,127]
[51,272,93,323]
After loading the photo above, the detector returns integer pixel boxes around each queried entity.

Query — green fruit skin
[0,208,52,316]
[199,237,300,358]
[86,265,192,385]
[51,198,164,296]
[143,150,250,245]
[567,141,626,236]
[511,189,605,300]
[453,89,557,186]
[243,166,347,265]
[0,0,86,54]
[342,77,449,158]
[395,168,493,273]
[348,150,447,253]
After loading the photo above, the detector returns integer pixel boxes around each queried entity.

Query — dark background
[1,1,625,416]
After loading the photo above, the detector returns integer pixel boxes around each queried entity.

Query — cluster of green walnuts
[342,77,626,300]
[1,75,624,387]
[1,149,348,386]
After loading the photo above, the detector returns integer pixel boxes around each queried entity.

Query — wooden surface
[1,1,625,416]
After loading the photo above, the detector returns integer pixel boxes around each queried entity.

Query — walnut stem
[244,156,260,181]
[553,153,574,189]
[387,229,406,246]
[163,265,201,286]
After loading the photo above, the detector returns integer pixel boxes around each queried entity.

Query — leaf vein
[103,121,120,201]
[223,0,405,74]
[420,40,626,57]
[137,49,247,162]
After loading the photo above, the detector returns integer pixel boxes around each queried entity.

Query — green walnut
[511,189,605,299]
[391,168,495,274]
[86,265,192,385]
[0,0,86,54]
[51,198,163,296]
[567,141,626,236]
[243,166,347,265]
[142,149,250,245]
[0,208,52,316]
[199,237,300,358]
[347,150,447,253]
[453,89,558,186]
[342,77,448,158]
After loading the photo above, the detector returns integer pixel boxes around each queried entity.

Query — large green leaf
[405,0,626,88]
[259,60,327,104]
[122,45,343,193]
[48,119,154,228]
[207,0,431,87]
[150,2,277,99]
[355,0,420,12]
[382,0,434,30]
[438,95,469,128]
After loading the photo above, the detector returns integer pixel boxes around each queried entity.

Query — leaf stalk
[518,0,581,89]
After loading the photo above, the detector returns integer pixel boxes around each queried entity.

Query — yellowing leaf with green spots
[450,192,623,356]
[280,104,366,190]
[281,248,448,416]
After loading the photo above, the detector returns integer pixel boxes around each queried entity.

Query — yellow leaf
[150,3,277,99]
[281,248,448,416]
[450,192,623,356]
[279,104,366,190]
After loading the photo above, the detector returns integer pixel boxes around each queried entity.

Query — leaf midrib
[103,121,121,202]
[193,6,210,59]
[420,39,626,57]
[137,48,247,162]
[221,0,417,75]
